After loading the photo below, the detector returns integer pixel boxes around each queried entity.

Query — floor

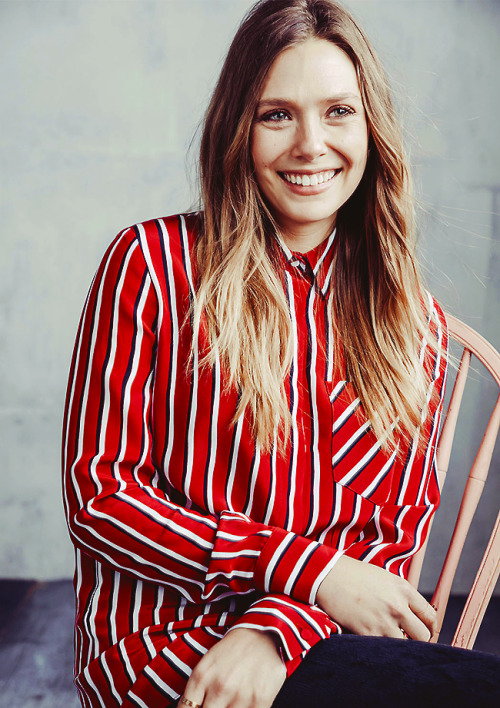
[0,580,498,708]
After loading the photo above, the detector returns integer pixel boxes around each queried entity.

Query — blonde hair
[193,0,437,453]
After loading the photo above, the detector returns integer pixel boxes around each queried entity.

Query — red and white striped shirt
[62,213,448,707]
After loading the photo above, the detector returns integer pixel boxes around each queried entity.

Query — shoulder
[102,212,200,280]
[112,212,200,263]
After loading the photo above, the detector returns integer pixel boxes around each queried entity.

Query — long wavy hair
[193,0,436,453]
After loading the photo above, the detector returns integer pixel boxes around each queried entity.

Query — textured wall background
[0,0,498,595]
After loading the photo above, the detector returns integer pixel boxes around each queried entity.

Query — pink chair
[407,314,500,649]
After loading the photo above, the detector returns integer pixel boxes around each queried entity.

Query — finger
[180,678,205,708]
[392,625,410,641]
[179,696,204,708]
[402,611,432,642]
[408,591,437,635]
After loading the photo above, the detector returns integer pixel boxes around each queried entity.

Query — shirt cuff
[204,510,342,606]
[226,594,340,675]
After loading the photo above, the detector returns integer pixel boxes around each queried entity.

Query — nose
[292,116,327,161]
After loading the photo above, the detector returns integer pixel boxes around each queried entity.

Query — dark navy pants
[271,635,500,708]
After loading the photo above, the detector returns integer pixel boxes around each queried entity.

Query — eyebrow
[256,93,363,108]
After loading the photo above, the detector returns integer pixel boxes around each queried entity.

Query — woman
[62,1,500,707]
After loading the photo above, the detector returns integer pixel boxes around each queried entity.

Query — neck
[279,218,336,253]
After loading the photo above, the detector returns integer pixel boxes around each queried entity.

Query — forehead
[259,38,361,100]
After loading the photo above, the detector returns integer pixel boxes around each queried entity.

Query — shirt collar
[274,228,336,298]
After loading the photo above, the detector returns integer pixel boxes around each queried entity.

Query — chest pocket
[329,381,397,506]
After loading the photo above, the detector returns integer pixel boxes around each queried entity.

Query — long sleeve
[62,226,340,610]
[227,593,340,674]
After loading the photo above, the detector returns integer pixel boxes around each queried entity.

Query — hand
[317,555,437,641]
[180,627,287,708]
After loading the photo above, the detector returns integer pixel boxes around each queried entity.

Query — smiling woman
[62,1,500,707]
[251,39,368,249]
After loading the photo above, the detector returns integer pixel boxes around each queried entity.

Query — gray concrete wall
[0,0,498,595]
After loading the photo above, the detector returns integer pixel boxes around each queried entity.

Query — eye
[259,109,291,123]
[328,105,354,118]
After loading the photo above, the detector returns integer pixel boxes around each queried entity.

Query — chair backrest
[407,314,500,649]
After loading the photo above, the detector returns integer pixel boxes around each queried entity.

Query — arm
[62,226,340,606]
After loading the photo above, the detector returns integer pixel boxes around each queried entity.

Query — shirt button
[300,628,312,640]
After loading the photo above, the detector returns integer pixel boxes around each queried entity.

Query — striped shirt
[62,213,448,707]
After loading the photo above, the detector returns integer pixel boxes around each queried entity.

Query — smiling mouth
[279,169,341,186]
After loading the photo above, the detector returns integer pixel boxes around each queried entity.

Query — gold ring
[400,627,409,639]
[179,699,202,708]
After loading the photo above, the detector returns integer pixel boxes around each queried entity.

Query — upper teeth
[282,170,337,186]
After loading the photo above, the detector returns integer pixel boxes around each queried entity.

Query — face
[251,38,369,249]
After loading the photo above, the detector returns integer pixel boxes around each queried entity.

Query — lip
[278,168,342,195]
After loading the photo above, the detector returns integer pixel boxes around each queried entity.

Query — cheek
[251,131,283,173]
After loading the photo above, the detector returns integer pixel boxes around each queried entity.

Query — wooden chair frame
[407,314,500,650]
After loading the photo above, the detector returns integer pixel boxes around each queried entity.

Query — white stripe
[243,444,261,517]
[217,529,270,542]
[305,287,321,535]
[313,228,336,276]
[89,242,138,493]
[74,549,85,676]
[283,542,318,595]
[112,277,152,491]
[109,571,120,645]
[225,404,243,513]
[183,633,211,656]
[205,627,225,638]
[154,219,180,485]
[263,426,278,525]
[332,420,371,465]
[326,290,335,381]
[333,397,361,432]
[82,666,107,708]
[87,563,103,661]
[396,432,420,505]
[118,636,137,682]
[128,691,150,708]
[329,379,346,403]
[308,550,344,605]
[183,323,199,498]
[161,645,193,677]
[337,437,385,486]
[318,483,343,544]
[143,665,179,700]
[205,569,254,581]
[211,549,260,559]
[338,496,362,552]
[321,257,335,298]
[131,580,142,633]
[206,354,221,513]
[178,215,201,501]
[142,628,157,660]
[361,447,398,497]
[154,585,164,625]
[264,532,294,591]
[284,272,299,531]
[100,652,122,703]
